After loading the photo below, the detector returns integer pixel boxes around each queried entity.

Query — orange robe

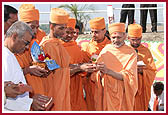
[15,28,46,96]
[61,40,88,111]
[81,37,111,110]
[91,44,138,111]
[134,44,157,111]
[39,36,71,111]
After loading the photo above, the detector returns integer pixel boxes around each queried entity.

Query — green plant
[58,4,95,33]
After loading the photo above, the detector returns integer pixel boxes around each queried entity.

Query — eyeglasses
[21,39,30,46]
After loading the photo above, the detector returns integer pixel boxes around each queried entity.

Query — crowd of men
[3,4,164,111]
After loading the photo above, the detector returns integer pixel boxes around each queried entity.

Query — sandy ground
[79,25,164,42]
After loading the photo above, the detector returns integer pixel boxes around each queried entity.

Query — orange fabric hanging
[91,44,138,111]
[15,28,46,97]
[39,36,71,111]
[61,40,88,111]
[80,37,111,111]
[133,44,157,111]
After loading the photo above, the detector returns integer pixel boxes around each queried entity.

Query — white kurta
[3,47,33,111]
[149,86,164,111]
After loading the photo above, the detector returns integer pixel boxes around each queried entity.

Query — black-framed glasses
[21,39,30,46]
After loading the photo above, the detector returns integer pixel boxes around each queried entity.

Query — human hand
[17,82,33,93]
[80,63,99,73]
[4,81,25,98]
[25,65,49,77]
[31,94,53,111]
[97,62,109,74]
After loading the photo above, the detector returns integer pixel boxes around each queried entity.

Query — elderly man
[81,17,111,110]
[3,21,53,111]
[91,23,138,111]
[4,5,18,34]
[15,4,48,97]
[39,8,71,111]
[127,24,157,111]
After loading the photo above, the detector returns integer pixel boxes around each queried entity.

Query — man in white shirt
[3,21,53,111]
[149,81,164,111]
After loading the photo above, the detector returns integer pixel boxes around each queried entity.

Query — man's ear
[50,24,54,30]
[123,33,127,40]
[11,33,18,41]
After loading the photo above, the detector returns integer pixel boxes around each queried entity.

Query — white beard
[112,42,125,48]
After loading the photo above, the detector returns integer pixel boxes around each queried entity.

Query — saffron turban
[128,24,142,38]
[108,23,125,35]
[19,4,39,22]
[89,17,105,30]
[67,17,76,29]
[50,8,69,24]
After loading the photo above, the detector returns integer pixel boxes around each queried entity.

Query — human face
[27,20,39,36]
[62,27,74,42]
[12,31,32,54]
[73,28,79,41]
[128,37,142,48]
[154,89,163,96]
[53,24,67,39]
[91,28,106,43]
[4,13,18,34]
[110,32,126,48]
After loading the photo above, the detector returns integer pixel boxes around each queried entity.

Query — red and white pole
[107,5,114,24]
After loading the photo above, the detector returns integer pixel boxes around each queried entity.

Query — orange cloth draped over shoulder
[16,4,46,97]
[15,28,46,96]
[128,23,157,111]
[81,37,111,111]
[61,40,88,111]
[39,36,71,111]
[133,44,157,111]
[91,44,138,111]
[81,37,111,58]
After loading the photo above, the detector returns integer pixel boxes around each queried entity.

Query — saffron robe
[91,44,138,111]
[133,44,157,111]
[39,36,71,111]
[81,37,111,110]
[15,28,46,96]
[61,40,88,111]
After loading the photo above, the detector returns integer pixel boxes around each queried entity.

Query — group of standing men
[4,4,158,111]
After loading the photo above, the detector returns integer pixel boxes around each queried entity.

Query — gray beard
[112,42,125,48]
